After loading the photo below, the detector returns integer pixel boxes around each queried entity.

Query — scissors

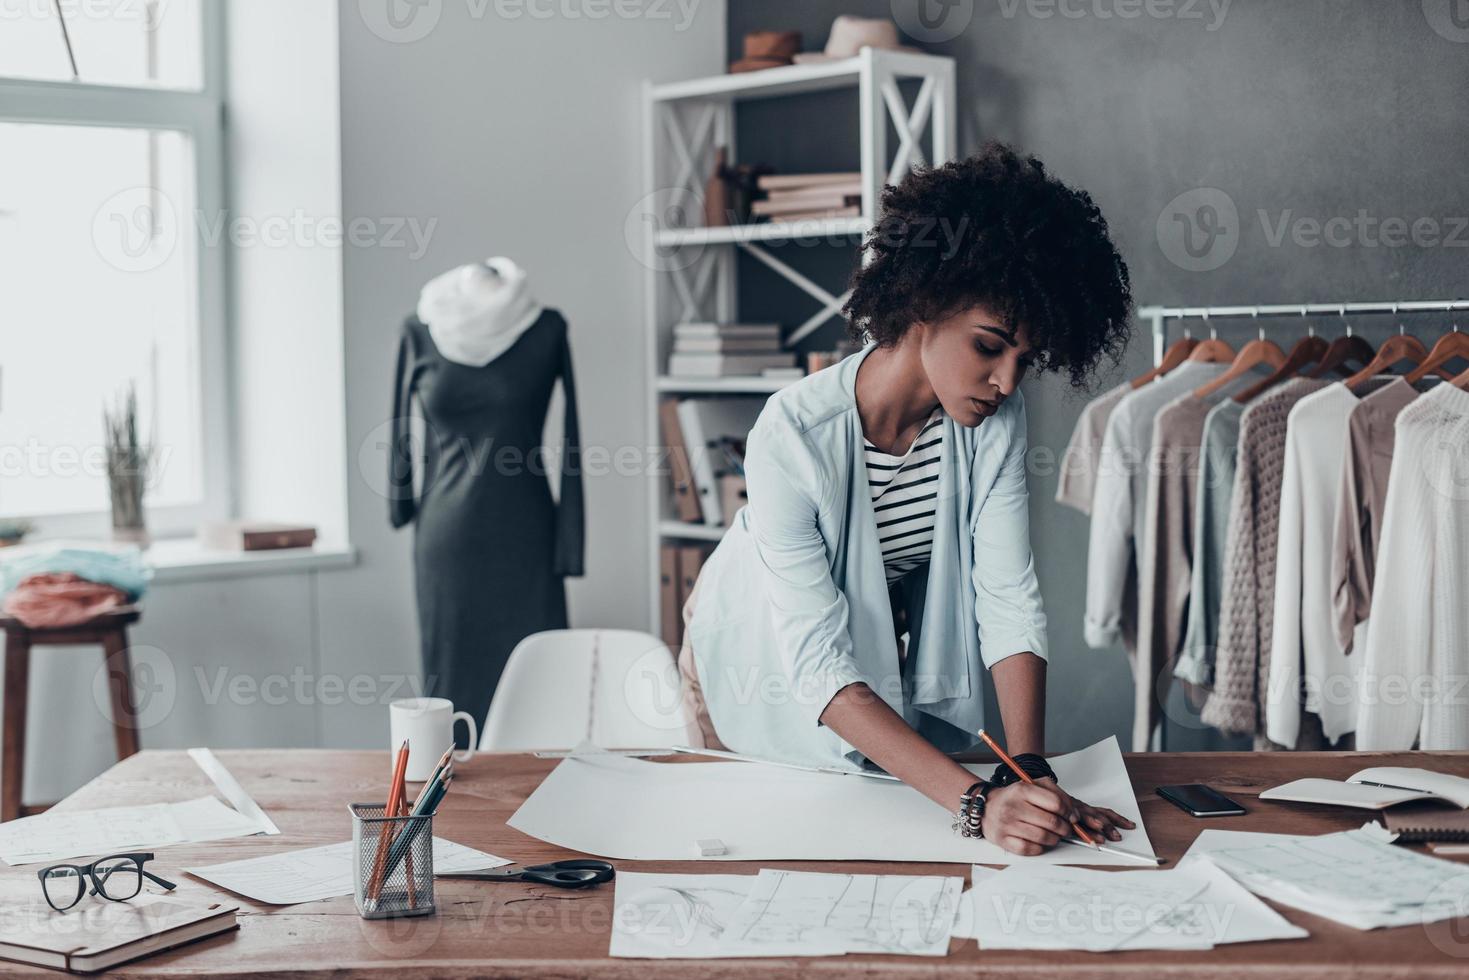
[441,859,615,889]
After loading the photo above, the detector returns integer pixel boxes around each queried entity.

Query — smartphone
[1156,784,1246,817]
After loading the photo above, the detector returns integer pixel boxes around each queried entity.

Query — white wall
[12,1,725,804]
[317,1,728,746]
[227,0,349,546]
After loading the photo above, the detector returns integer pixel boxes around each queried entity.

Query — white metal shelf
[658,521,728,542]
[648,50,954,104]
[657,375,799,394]
[655,216,870,247]
[641,50,956,635]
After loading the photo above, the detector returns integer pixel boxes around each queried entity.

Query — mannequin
[389,258,584,735]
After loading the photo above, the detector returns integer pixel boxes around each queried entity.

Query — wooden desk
[2,749,1467,978]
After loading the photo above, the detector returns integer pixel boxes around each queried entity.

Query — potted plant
[104,383,154,545]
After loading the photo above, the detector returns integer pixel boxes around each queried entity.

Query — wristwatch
[989,752,1055,788]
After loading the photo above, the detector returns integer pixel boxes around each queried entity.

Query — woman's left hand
[1035,777,1134,843]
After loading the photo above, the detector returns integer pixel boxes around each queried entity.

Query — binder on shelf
[658,398,703,523]
[659,544,682,648]
[676,398,764,526]
[675,545,709,615]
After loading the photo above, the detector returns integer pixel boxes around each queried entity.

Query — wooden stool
[1,606,142,822]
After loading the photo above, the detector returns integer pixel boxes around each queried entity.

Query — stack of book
[751,172,862,223]
[667,322,796,378]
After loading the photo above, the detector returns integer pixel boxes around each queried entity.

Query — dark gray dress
[388,309,584,730]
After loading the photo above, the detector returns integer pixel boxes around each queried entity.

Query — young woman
[676,143,1135,856]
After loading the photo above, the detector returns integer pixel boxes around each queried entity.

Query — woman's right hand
[979,780,1075,856]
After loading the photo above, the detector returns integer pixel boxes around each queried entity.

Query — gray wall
[321,1,726,745]
[728,0,1469,751]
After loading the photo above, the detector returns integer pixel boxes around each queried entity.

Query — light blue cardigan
[687,342,1050,770]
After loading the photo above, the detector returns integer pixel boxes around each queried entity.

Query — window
[0,0,227,532]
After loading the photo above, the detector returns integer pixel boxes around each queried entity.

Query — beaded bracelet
[953,780,990,838]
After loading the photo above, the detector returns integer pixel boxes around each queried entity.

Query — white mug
[389,697,477,781]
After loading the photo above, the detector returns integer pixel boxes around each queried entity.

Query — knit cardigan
[1201,378,1328,737]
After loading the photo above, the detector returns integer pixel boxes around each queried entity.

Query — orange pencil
[368,739,411,902]
[976,729,1097,847]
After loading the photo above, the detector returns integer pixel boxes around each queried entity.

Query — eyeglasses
[36,853,177,912]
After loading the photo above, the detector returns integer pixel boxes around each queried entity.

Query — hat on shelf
[730,30,801,73]
[792,15,922,64]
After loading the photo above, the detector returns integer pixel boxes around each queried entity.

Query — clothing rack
[1139,300,1469,367]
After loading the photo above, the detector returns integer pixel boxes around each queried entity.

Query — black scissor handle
[521,860,615,888]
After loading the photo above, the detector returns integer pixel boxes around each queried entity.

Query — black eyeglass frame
[36,852,178,912]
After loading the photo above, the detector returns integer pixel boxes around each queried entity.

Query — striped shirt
[863,409,944,583]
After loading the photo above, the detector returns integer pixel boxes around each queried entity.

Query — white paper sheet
[962,863,1210,950]
[186,838,509,905]
[510,736,1155,866]
[1194,826,1469,930]
[611,873,761,958]
[609,871,963,959]
[1181,828,1315,862]
[954,859,1306,951]
[723,870,963,956]
[0,797,263,866]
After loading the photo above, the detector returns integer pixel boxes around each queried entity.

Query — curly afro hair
[843,142,1133,389]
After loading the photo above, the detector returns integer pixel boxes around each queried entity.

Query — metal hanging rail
[1138,299,1469,366]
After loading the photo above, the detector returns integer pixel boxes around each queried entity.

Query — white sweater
[1356,383,1469,750]
[1265,381,1384,747]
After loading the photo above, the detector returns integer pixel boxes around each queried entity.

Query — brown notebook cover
[658,399,703,523]
[1384,803,1469,842]
[0,895,238,974]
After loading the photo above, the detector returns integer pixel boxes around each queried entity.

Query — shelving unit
[640,49,957,634]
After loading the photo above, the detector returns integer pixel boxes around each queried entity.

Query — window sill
[145,538,358,584]
[0,536,358,587]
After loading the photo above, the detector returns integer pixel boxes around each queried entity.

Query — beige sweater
[1201,378,1328,737]
[1329,378,1422,653]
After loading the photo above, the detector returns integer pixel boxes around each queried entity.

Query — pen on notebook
[976,729,1098,847]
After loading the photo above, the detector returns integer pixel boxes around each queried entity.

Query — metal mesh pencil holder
[350,802,436,919]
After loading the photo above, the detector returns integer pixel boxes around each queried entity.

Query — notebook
[1259,767,1469,810]
[1383,804,1469,842]
[0,895,237,974]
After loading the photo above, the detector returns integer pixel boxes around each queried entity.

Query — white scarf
[416,257,544,367]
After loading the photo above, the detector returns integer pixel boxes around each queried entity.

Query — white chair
[479,629,695,752]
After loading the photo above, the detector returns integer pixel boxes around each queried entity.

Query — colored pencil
[367,739,411,902]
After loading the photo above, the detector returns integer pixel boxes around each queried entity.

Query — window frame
[0,1,231,537]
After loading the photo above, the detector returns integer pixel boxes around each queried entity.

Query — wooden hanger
[1131,334,1198,389]
[1185,333,1235,363]
[1404,327,1469,384]
[1344,311,1429,390]
[1192,315,1285,399]
[1305,313,1375,379]
[1234,331,1329,403]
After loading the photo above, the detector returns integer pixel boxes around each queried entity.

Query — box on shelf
[668,322,793,377]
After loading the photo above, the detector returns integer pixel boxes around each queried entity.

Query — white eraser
[696,838,727,857]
